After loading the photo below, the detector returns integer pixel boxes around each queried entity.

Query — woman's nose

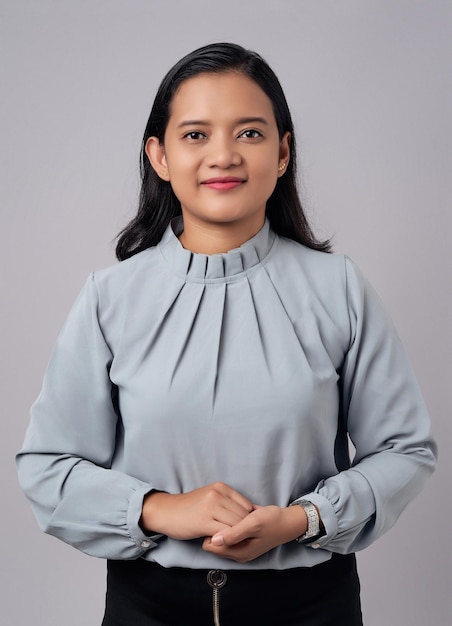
[205,136,242,168]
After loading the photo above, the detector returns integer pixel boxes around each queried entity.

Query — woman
[17,43,437,625]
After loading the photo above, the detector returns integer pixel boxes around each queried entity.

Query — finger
[211,514,259,547]
[203,519,244,540]
[212,505,250,528]
[202,536,249,553]
[215,483,254,513]
[203,536,264,563]
[200,486,253,526]
[216,493,256,519]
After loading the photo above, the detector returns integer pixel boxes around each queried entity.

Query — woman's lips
[201,177,245,190]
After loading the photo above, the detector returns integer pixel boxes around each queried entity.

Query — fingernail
[212,535,224,546]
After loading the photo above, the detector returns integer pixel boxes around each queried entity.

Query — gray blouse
[17,218,437,570]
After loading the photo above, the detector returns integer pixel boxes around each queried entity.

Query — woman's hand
[202,504,308,563]
[140,482,254,540]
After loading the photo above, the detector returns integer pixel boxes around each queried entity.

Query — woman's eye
[239,129,262,139]
[184,131,206,141]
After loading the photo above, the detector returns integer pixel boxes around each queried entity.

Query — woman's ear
[278,131,291,177]
[145,137,170,181]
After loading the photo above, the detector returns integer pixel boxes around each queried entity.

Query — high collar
[158,217,276,282]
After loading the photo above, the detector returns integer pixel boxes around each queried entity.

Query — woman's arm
[16,275,158,559]
[298,257,437,554]
[206,257,436,562]
[140,483,254,540]
[202,503,310,562]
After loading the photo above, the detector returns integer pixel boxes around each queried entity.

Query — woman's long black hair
[116,43,330,260]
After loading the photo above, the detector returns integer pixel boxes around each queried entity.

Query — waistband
[103,553,363,626]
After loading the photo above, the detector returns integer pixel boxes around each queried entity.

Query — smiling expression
[146,71,290,247]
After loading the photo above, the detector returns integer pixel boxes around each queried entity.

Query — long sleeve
[16,220,437,569]
[299,257,437,553]
[16,274,157,559]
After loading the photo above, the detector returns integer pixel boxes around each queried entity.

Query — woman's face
[146,71,290,240]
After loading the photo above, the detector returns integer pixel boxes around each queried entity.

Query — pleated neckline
[158,217,276,282]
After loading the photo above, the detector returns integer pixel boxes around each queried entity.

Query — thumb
[211,533,224,546]
[212,516,255,547]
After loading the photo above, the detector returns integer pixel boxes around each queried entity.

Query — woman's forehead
[168,72,275,123]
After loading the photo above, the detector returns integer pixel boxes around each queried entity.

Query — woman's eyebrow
[177,120,210,128]
[177,116,270,128]
[236,117,269,126]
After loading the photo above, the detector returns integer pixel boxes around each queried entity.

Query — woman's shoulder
[273,235,371,307]
[275,235,349,278]
[96,246,156,277]
[90,245,162,304]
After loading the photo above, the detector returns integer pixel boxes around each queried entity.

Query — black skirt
[102,552,363,626]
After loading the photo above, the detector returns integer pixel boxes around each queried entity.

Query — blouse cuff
[127,485,163,551]
[291,493,338,549]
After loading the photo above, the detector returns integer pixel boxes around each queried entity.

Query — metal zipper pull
[207,569,227,626]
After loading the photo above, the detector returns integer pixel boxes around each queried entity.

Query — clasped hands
[141,482,308,563]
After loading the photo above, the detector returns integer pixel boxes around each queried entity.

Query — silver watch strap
[290,499,320,542]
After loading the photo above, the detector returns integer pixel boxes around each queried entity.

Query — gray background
[1,1,450,624]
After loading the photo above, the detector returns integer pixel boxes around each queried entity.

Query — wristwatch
[290,499,321,543]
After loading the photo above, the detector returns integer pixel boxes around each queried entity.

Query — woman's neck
[178,214,266,254]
